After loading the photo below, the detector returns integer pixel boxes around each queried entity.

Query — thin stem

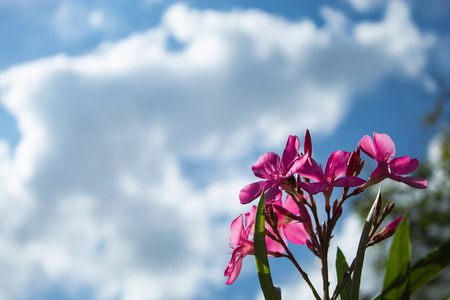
[285,250,322,300]
[322,188,355,299]
[276,230,320,300]
[308,192,323,237]
[320,247,330,299]
[321,220,331,300]
[269,221,321,300]
[307,190,330,300]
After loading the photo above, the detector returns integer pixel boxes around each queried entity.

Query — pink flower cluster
[225,130,427,284]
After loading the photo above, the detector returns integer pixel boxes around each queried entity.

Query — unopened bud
[373,190,383,224]
[332,199,338,211]
[304,129,312,157]
[346,150,358,176]
[382,202,395,217]
[371,216,403,245]
[355,159,364,177]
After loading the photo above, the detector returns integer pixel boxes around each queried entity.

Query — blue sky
[0,0,448,300]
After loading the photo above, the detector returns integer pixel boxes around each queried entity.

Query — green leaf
[379,215,410,300]
[409,239,450,294]
[373,226,450,300]
[254,191,279,300]
[350,186,382,300]
[336,247,351,300]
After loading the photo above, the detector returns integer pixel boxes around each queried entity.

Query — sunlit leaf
[373,224,450,299]
[379,215,410,300]
[254,191,279,300]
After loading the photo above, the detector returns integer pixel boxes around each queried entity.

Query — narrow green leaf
[409,239,450,293]
[380,215,410,300]
[373,228,450,300]
[350,186,382,300]
[336,247,351,300]
[254,191,278,300]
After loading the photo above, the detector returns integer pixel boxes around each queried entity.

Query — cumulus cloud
[0,1,434,299]
[354,1,435,77]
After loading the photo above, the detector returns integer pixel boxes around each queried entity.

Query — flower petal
[332,176,366,187]
[229,215,244,246]
[325,151,351,181]
[286,153,309,177]
[251,152,280,179]
[398,176,427,189]
[390,156,419,175]
[281,135,300,171]
[239,181,268,204]
[298,157,325,182]
[267,230,286,254]
[263,183,282,203]
[283,222,308,245]
[245,205,258,236]
[299,181,328,194]
[283,194,300,215]
[358,135,377,160]
[225,248,244,285]
[373,132,395,162]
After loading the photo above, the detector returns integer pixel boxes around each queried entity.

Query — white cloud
[0,1,435,299]
[354,1,435,77]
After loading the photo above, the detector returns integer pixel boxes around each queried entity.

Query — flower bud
[304,129,312,157]
[371,216,403,245]
[346,149,358,176]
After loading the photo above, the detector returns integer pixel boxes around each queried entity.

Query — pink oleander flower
[358,133,427,189]
[224,206,284,285]
[272,194,309,245]
[239,135,308,204]
[298,151,366,196]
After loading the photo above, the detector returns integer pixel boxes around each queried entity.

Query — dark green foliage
[336,247,351,300]
[379,216,411,300]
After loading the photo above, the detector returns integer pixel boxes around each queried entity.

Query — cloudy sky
[0,0,448,299]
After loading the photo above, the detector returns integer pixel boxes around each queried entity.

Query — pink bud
[304,129,312,157]
[372,216,403,243]
[346,150,357,177]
